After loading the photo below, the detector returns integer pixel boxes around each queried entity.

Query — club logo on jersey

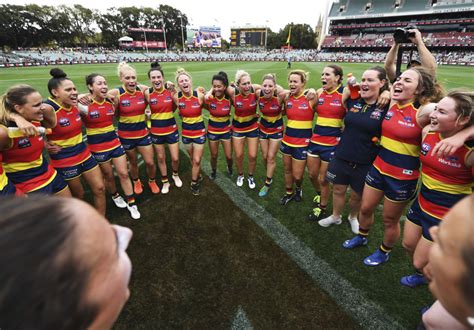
[421,142,431,156]
[330,99,342,107]
[59,118,71,127]
[89,110,100,119]
[121,100,131,107]
[18,138,31,149]
[384,111,394,120]
[149,98,158,105]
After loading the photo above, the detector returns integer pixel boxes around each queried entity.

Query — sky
[3,0,333,40]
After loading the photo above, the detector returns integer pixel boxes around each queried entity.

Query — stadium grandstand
[1,0,473,68]
[321,0,474,65]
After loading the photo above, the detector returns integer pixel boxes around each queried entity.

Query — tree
[280,23,317,49]
[68,5,97,47]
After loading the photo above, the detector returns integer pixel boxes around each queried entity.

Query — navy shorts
[151,131,179,145]
[232,128,259,139]
[0,179,17,196]
[182,135,206,145]
[406,197,440,241]
[92,145,126,163]
[307,142,336,162]
[326,157,370,195]
[207,131,232,141]
[280,142,308,161]
[259,131,283,140]
[365,165,418,203]
[56,156,98,181]
[119,135,152,151]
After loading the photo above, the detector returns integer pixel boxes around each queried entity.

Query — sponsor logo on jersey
[210,103,217,110]
[286,102,293,109]
[178,102,186,109]
[235,101,243,108]
[150,98,158,105]
[121,100,131,107]
[330,99,342,107]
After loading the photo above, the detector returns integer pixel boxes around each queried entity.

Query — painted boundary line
[187,150,404,329]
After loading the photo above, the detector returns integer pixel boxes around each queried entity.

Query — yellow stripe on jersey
[210,115,230,122]
[316,117,343,128]
[86,125,115,136]
[3,155,44,172]
[421,173,473,195]
[119,114,146,123]
[0,172,8,189]
[151,112,174,120]
[286,120,313,129]
[182,116,203,124]
[262,114,282,123]
[233,115,256,123]
[53,133,83,148]
[380,136,419,157]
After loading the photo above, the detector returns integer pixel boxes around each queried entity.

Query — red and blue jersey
[417,132,473,220]
[177,90,205,138]
[282,93,315,147]
[45,98,91,168]
[206,94,232,135]
[148,87,178,136]
[373,102,422,181]
[117,86,148,139]
[232,88,259,133]
[0,151,8,192]
[258,91,283,135]
[310,85,346,146]
[2,121,58,193]
[82,99,121,153]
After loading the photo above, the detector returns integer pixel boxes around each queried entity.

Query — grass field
[2,62,473,328]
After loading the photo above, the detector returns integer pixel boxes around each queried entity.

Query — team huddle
[0,60,473,320]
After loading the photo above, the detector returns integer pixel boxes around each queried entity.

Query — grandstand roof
[329,0,474,20]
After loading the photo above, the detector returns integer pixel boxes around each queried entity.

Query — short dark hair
[0,196,98,329]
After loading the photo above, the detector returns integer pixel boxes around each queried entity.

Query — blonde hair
[262,73,276,85]
[0,84,38,125]
[288,70,309,85]
[447,89,474,126]
[175,68,192,83]
[117,61,136,78]
[235,70,250,85]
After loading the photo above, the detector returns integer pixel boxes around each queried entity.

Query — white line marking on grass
[230,305,254,330]
[179,144,404,329]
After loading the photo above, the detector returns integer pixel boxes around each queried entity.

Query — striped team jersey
[117,86,148,139]
[206,94,232,135]
[310,85,346,146]
[2,121,58,193]
[373,102,422,180]
[258,91,283,135]
[177,90,205,138]
[282,93,315,147]
[232,88,259,133]
[148,87,178,136]
[82,99,121,153]
[417,132,473,220]
[45,98,91,168]
[0,151,8,192]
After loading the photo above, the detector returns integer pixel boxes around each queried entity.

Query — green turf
[2,62,473,328]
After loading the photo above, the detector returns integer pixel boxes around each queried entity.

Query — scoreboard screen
[230,28,267,47]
